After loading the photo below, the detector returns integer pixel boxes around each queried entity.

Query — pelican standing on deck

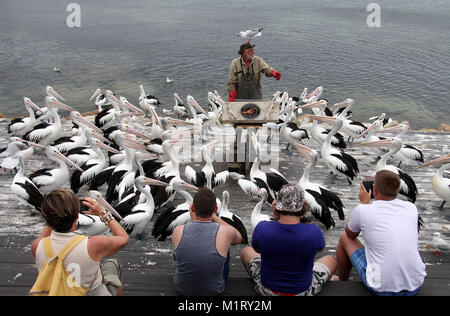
[8,98,42,136]
[295,144,345,230]
[419,153,450,210]
[217,191,248,244]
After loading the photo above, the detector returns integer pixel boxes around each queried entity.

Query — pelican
[377,124,424,168]
[70,137,121,194]
[24,96,77,146]
[139,85,161,117]
[217,191,248,244]
[89,88,112,112]
[250,188,272,230]
[26,143,83,194]
[308,114,359,184]
[163,93,188,118]
[118,177,169,238]
[8,98,42,136]
[238,133,289,204]
[76,213,109,236]
[331,99,367,142]
[185,141,244,190]
[295,144,345,230]
[360,138,418,203]
[34,86,66,121]
[419,153,450,209]
[11,154,44,213]
[302,100,347,150]
[278,102,309,150]
[151,179,198,241]
[357,113,389,160]
[0,137,34,171]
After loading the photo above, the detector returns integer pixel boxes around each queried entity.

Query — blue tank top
[173,221,227,296]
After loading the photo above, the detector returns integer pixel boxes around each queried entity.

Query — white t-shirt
[347,199,426,292]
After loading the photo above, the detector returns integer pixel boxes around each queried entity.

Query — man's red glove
[270,70,282,81]
[228,90,237,102]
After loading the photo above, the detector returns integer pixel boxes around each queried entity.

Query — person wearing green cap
[227,43,282,101]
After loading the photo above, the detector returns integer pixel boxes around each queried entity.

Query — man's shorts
[101,259,123,296]
[246,257,331,296]
[350,248,420,296]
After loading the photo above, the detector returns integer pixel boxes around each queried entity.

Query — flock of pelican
[1,85,449,252]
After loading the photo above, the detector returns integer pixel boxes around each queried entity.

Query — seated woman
[240,184,337,296]
[31,189,129,296]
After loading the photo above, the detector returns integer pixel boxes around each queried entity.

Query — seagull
[429,232,450,256]
[238,27,263,42]
[166,77,174,83]
[53,66,60,73]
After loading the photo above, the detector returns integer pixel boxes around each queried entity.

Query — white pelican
[238,133,289,204]
[185,141,244,190]
[295,144,345,230]
[151,179,198,241]
[11,154,44,213]
[250,188,272,230]
[118,177,169,238]
[377,124,424,168]
[302,100,347,150]
[89,88,112,112]
[0,137,34,171]
[331,99,367,142]
[278,102,308,150]
[309,115,359,184]
[360,137,418,203]
[217,191,248,244]
[139,85,161,117]
[34,86,66,121]
[162,93,188,118]
[27,144,84,194]
[419,153,450,209]
[70,137,121,193]
[24,96,77,146]
[357,113,389,159]
[8,98,42,136]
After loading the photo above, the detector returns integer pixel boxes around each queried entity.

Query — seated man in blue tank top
[240,184,338,296]
[171,188,243,296]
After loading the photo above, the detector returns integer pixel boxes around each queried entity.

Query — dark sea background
[0,0,449,129]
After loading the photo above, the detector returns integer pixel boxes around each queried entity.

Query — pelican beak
[359,139,393,147]
[419,154,450,168]
[89,89,101,101]
[142,177,170,186]
[174,93,184,105]
[330,99,354,111]
[188,96,208,116]
[279,104,292,115]
[89,192,123,221]
[106,93,121,106]
[300,87,308,100]
[91,131,113,145]
[95,140,121,154]
[24,98,43,112]
[50,99,77,113]
[121,136,148,150]
[149,107,163,129]
[295,143,314,161]
[306,115,336,124]
[139,85,146,98]
[306,87,321,99]
[376,125,404,134]
[181,182,199,191]
[358,113,385,138]
[48,87,66,102]
[300,100,326,110]
[75,114,103,134]
[124,101,145,114]
[125,126,151,140]
[17,139,46,150]
[166,117,195,126]
[53,149,84,172]
[139,153,158,161]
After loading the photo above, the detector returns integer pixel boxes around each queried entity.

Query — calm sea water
[0,0,449,128]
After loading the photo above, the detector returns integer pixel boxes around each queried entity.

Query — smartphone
[79,199,90,212]
[362,181,375,199]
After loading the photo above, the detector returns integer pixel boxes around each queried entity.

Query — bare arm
[212,213,242,245]
[82,197,129,262]
[31,226,53,258]
[345,225,360,240]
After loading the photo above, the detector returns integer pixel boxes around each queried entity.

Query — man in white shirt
[336,170,426,296]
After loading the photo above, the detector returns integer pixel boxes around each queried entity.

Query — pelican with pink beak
[419,153,450,210]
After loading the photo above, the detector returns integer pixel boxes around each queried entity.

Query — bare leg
[316,255,337,280]
[240,246,260,271]
[336,233,364,281]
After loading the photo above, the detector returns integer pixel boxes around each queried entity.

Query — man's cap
[275,184,306,213]
[238,43,255,55]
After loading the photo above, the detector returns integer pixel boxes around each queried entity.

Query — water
[0,0,449,128]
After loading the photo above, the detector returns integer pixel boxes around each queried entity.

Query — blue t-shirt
[252,221,325,294]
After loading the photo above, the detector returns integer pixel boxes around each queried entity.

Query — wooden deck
[0,116,449,296]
